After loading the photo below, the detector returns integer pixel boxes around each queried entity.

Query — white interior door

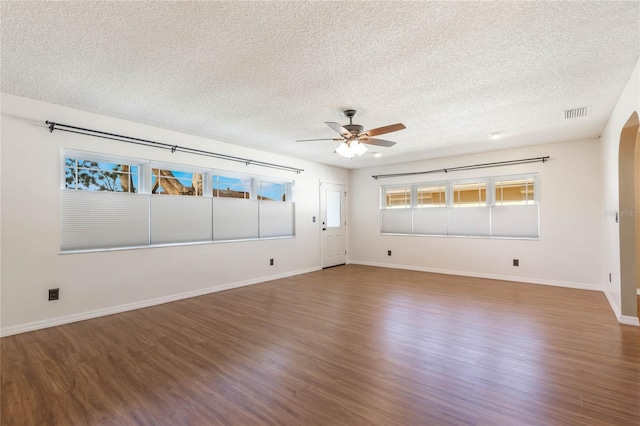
[320,182,346,268]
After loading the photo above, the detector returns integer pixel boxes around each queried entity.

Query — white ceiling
[2,1,638,169]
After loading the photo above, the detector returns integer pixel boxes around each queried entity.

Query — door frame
[618,111,639,323]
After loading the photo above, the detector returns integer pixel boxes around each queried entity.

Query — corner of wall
[599,57,640,320]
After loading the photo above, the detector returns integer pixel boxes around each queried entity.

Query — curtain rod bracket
[171,145,177,153]
[47,121,56,133]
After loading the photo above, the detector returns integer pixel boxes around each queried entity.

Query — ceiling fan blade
[360,138,396,147]
[296,138,343,142]
[362,123,406,137]
[325,122,353,138]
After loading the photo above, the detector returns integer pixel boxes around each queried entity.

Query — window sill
[59,235,296,255]
[380,233,539,241]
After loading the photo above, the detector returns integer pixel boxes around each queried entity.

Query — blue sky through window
[213,176,249,198]
[152,170,200,191]
[65,158,138,192]
[212,176,287,201]
[259,182,287,201]
[65,158,287,200]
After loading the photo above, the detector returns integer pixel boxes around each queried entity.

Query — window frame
[451,179,489,208]
[61,150,147,192]
[257,180,291,202]
[416,183,447,208]
[492,175,538,206]
[381,185,413,209]
[212,173,253,199]
[381,174,538,210]
[60,149,297,253]
[145,162,208,197]
[379,173,539,239]
[62,152,294,201]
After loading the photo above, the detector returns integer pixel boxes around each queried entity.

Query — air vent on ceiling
[563,106,591,119]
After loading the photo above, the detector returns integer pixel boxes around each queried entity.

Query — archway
[618,111,639,322]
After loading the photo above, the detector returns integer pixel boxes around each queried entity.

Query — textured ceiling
[2,1,639,169]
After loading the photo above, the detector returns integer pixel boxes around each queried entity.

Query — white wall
[348,138,603,290]
[4,66,636,335]
[0,93,348,335]
[600,58,640,322]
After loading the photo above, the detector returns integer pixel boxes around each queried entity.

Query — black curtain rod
[46,121,304,174]
[372,156,549,180]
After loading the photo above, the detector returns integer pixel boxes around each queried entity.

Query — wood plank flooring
[2,265,639,425]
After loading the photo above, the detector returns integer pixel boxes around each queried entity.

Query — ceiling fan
[296,110,406,158]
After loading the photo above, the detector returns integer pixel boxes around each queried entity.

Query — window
[258,181,288,201]
[326,190,341,227]
[65,158,139,193]
[417,185,446,207]
[212,175,250,199]
[453,182,486,207]
[379,173,539,239]
[495,178,535,205]
[61,150,296,252]
[152,168,203,196]
[383,186,411,208]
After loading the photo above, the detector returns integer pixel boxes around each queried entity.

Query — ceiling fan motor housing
[344,124,364,136]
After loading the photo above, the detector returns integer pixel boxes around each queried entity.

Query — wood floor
[2,265,639,425]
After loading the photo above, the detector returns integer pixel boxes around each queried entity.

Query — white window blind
[61,191,149,251]
[380,173,539,239]
[381,209,412,234]
[491,205,539,238]
[212,198,259,241]
[259,202,295,238]
[448,207,490,237]
[150,196,213,244]
[413,208,448,236]
[61,150,296,251]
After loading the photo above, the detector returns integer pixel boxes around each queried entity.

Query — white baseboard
[348,261,603,292]
[0,266,321,338]
[620,315,640,326]
[602,288,640,326]
[603,287,622,320]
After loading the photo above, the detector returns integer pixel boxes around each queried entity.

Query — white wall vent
[563,106,591,119]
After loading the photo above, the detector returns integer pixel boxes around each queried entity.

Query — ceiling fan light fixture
[335,140,367,158]
[335,142,355,158]
[353,140,368,156]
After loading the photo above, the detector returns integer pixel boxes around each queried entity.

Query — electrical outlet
[48,288,59,301]
[388,250,392,256]
[513,259,519,267]
[270,258,274,266]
